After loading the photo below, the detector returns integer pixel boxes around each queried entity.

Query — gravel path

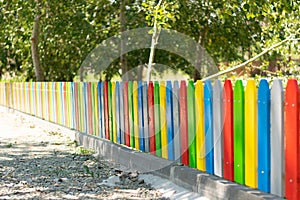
[0,109,166,200]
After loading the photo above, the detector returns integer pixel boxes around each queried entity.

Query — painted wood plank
[103,82,109,139]
[143,81,149,152]
[116,82,122,144]
[223,80,234,180]
[166,81,174,161]
[285,79,299,200]
[83,82,88,133]
[233,80,245,184]
[172,81,181,162]
[74,83,79,130]
[148,81,156,155]
[119,81,125,144]
[116,82,121,144]
[187,80,196,168]
[154,81,162,157]
[160,81,168,159]
[213,80,223,177]
[133,81,139,150]
[124,82,130,146]
[112,82,117,142]
[119,82,125,144]
[180,80,189,165]
[108,82,113,140]
[204,80,214,174]
[128,81,135,148]
[270,79,284,197]
[245,80,257,188]
[138,81,145,151]
[71,82,75,129]
[195,80,205,171]
[257,79,271,193]
[88,82,93,134]
[98,82,103,138]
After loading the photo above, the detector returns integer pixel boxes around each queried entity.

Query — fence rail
[0,79,299,199]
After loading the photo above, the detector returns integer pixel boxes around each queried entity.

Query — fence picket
[138,81,145,151]
[180,80,189,166]
[172,81,181,162]
[143,82,149,152]
[213,80,223,177]
[257,79,271,193]
[204,80,214,174]
[112,82,117,142]
[154,81,161,157]
[124,82,130,146]
[285,79,299,200]
[116,82,121,143]
[223,80,234,180]
[187,80,196,168]
[148,82,156,155]
[133,81,139,150]
[104,82,109,139]
[119,82,125,144]
[245,80,257,188]
[128,81,134,147]
[160,82,168,159]
[233,80,245,184]
[195,80,205,171]
[166,81,174,161]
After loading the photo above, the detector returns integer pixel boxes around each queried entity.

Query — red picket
[124,82,130,146]
[223,80,234,181]
[148,81,156,155]
[285,79,300,200]
[180,80,189,166]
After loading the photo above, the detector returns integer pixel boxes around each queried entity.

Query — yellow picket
[112,82,117,142]
[133,81,140,150]
[195,80,206,171]
[160,81,168,159]
[245,80,258,188]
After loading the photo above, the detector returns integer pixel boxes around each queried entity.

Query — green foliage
[0,0,299,81]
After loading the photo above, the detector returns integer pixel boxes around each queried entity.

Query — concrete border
[75,131,283,200]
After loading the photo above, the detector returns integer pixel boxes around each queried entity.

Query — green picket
[154,81,162,157]
[187,80,196,168]
[233,80,245,184]
[128,81,135,147]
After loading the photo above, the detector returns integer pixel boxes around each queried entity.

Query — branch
[202,32,299,81]
[146,0,165,83]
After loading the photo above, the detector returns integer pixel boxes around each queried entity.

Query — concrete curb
[75,131,284,200]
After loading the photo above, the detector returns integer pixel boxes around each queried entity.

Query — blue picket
[116,82,121,143]
[83,82,88,134]
[166,81,174,161]
[204,80,214,174]
[138,81,145,152]
[258,79,271,192]
[119,82,125,144]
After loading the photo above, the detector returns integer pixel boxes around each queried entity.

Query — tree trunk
[120,0,128,80]
[31,1,44,81]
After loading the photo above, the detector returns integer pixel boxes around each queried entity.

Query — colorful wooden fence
[0,79,299,199]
